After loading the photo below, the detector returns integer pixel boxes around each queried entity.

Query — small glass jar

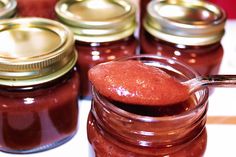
[141,0,226,75]
[55,0,138,99]
[0,18,79,153]
[0,0,16,19]
[87,55,208,156]
[16,0,57,19]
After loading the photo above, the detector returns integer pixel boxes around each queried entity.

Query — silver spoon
[184,75,236,94]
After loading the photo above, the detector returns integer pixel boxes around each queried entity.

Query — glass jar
[0,18,79,153]
[0,0,16,19]
[141,0,226,75]
[87,55,209,156]
[16,0,57,19]
[55,0,138,99]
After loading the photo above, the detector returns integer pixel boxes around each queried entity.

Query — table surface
[1,20,236,157]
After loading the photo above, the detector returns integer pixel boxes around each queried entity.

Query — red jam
[88,60,189,106]
[141,32,224,75]
[88,114,207,157]
[76,37,137,99]
[87,55,208,156]
[139,0,150,23]
[17,0,57,19]
[0,69,79,152]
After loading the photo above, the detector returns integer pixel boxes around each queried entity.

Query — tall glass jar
[0,0,16,19]
[0,18,79,153]
[141,0,226,75]
[16,0,57,19]
[87,55,209,156]
[55,0,138,99]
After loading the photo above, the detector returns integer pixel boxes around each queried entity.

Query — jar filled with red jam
[141,0,226,75]
[87,55,208,156]
[0,18,79,153]
[55,0,138,99]
[0,0,16,19]
[16,0,57,19]
[140,0,150,23]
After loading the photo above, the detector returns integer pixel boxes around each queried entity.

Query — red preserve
[16,0,57,19]
[0,0,16,19]
[87,55,209,156]
[141,0,226,75]
[139,0,150,23]
[0,18,79,153]
[55,0,138,99]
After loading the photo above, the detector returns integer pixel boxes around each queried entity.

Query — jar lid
[144,0,226,46]
[0,18,77,86]
[0,0,17,19]
[55,0,136,42]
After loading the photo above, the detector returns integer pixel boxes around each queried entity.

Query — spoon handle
[185,75,236,93]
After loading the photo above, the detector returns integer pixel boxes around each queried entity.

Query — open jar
[55,0,138,99]
[141,0,226,75]
[0,18,79,153]
[87,55,208,156]
[0,0,16,19]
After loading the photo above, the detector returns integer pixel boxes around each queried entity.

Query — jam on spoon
[89,60,189,106]
[89,60,236,106]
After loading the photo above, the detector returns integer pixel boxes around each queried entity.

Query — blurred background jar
[56,0,138,99]
[140,0,226,75]
[0,18,79,153]
[16,0,57,19]
[0,0,17,19]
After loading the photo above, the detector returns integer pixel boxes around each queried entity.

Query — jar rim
[92,55,209,122]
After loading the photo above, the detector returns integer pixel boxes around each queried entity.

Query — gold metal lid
[0,18,77,86]
[0,0,17,19]
[55,0,136,42]
[144,0,226,46]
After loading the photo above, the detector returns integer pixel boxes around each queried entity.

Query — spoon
[185,75,236,93]
[89,60,236,106]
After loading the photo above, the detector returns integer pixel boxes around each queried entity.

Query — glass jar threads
[87,55,208,156]
[0,18,79,153]
[141,0,226,75]
[0,0,16,19]
[55,0,138,99]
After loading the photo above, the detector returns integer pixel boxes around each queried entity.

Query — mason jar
[0,18,79,153]
[141,0,226,75]
[87,55,208,156]
[55,0,138,99]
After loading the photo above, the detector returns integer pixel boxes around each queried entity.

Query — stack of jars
[0,0,226,155]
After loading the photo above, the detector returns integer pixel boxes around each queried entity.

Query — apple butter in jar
[0,18,79,153]
[16,0,57,19]
[55,0,138,99]
[87,55,208,156]
[141,0,226,75]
